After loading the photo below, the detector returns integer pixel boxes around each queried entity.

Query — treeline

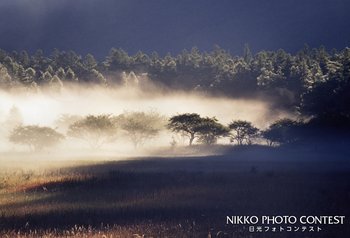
[0,46,349,117]
[6,110,349,152]
[3,111,273,151]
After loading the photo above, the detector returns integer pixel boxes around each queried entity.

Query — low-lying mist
[0,83,293,163]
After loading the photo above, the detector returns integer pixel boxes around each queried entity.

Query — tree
[54,114,82,133]
[262,118,300,146]
[41,71,53,83]
[229,120,259,145]
[19,50,30,67]
[56,67,66,80]
[46,65,54,75]
[243,43,253,64]
[58,50,83,73]
[0,64,12,87]
[91,69,107,85]
[118,111,166,148]
[104,48,131,71]
[5,106,23,131]
[16,65,26,83]
[300,50,350,118]
[257,67,285,88]
[67,114,118,148]
[49,75,64,91]
[196,117,229,145]
[9,125,64,151]
[66,68,78,82]
[32,49,48,71]
[168,113,203,146]
[22,67,36,85]
[132,51,150,70]
[122,71,140,87]
[83,53,97,71]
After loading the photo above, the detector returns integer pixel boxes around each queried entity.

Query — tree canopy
[196,117,229,145]
[118,111,166,148]
[168,113,203,146]
[261,118,301,146]
[67,114,118,148]
[229,120,259,145]
[9,125,64,151]
[168,114,229,145]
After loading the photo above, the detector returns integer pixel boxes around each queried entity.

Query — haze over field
[0,86,288,126]
[0,84,292,155]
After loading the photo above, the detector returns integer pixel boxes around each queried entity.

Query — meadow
[0,145,349,237]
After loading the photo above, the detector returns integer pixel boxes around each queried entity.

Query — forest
[1,45,349,113]
[1,45,349,150]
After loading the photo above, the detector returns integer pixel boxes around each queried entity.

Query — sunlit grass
[0,154,349,237]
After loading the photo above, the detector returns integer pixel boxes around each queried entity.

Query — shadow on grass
[1,145,350,237]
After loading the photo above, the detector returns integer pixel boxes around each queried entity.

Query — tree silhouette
[196,117,229,145]
[229,120,259,145]
[168,113,203,146]
[262,119,300,146]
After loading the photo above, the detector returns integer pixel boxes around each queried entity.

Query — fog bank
[0,85,293,156]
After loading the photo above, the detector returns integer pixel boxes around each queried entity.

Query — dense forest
[0,45,349,125]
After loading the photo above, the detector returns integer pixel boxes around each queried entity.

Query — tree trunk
[189,133,195,146]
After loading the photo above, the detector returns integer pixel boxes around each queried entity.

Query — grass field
[0,145,349,237]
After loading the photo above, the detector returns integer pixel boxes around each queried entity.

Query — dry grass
[0,146,350,237]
